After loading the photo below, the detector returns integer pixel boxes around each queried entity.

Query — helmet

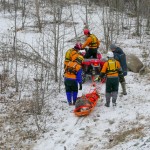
[75,55,84,64]
[74,42,82,50]
[107,51,114,58]
[83,29,90,35]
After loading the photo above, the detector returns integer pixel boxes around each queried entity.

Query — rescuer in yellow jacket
[82,29,100,59]
[64,43,82,68]
[64,55,84,106]
[97,51,123,107]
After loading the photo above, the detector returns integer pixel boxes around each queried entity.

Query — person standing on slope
[97,51,123,107]
[81,29,100,59]
[64,55,84,106]
[110,44,127,95]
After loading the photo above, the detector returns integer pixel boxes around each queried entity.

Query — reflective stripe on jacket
[101,59,121,77]
[64,61,82,79]
[64,48,79,62]
[82,34,100,49]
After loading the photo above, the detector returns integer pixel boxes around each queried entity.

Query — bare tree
[49,1,66,82]
[13,0,19,92]
[35,0,42,32]
[70,7,78,40]
[85,0,89,27]
[21,0,27,29]
[135,0,140,36]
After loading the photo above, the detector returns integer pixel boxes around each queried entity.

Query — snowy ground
[33,70,150,150]
[0,3,150,150]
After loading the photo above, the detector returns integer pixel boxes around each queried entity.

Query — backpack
[106,59,118,75]
[64,62,78,75]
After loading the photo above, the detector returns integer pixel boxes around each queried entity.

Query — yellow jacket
[82,34,100,49]
[64,48,80,67]
[64,48,80,62]
[101,59,121,77]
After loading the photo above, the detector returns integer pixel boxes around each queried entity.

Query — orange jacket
[64,48,80,68]
[82,34,100,49]
[64,48,79,62]
[64,61,82,79]
[101,59,121,77]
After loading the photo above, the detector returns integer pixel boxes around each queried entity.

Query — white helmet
[107,51,114,58]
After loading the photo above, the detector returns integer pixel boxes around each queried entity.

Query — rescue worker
[64,42,82,67]
[81,29,100,59]
[64,55,84,106]
[110,44,127,95]
[97,51,123,107]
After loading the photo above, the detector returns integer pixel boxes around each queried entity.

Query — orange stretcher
[74,89,100,117]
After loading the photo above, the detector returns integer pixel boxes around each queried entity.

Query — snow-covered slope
[0,3,150,150]
[33,71,150,150]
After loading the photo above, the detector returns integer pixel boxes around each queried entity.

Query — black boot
[121,82,127,95]
[105,93,111,107]
[112,91,118,106]
[69,102,73,106]
[105,102,110,107]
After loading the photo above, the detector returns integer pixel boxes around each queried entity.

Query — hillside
[0,1,150,150]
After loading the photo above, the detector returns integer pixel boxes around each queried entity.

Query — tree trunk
[35,0,42,32]
[14,0,19,92]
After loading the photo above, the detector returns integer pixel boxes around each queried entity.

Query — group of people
[64,29,127,107]
[63,29,100,106]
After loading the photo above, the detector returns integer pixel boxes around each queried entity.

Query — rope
[88,76,106,93]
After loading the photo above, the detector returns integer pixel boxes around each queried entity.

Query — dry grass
[0,100,39,150]
[105,126,145,149]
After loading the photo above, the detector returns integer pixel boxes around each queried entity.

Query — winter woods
[0,0,150,149]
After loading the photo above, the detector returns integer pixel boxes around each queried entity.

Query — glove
[94,76,101,82]
[79,83,82,90]
[84,48,88,52]
[78,52,84,56]
[119,74,125,83]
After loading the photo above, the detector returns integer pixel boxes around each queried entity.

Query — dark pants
[64,79,78,104]
[106,77,119,93]
[64,79,78,92]
[84,48,97,58]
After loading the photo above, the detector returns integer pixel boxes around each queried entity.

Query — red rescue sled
[74,88,100,117]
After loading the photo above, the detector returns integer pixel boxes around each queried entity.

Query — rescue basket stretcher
[74,89,100,117]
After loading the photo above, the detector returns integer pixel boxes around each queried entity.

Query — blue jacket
[113,47,127,76]
[76,69,82,84]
